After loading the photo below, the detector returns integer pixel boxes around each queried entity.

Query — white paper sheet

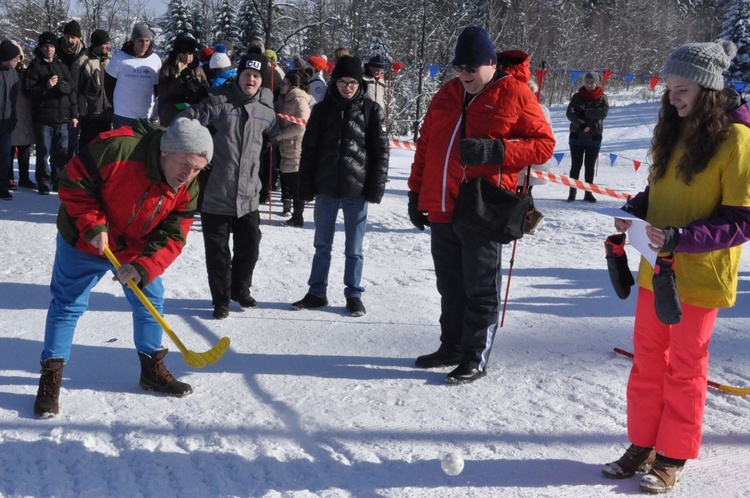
[596,208,657,268]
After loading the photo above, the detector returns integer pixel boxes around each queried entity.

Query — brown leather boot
[639,457,684,493]
[34,358,65,418]
[138,348,193,396]
[602,444,656,479]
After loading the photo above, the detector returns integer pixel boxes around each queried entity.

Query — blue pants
[430,222,502,370]
[34,122,68,189]
[308,195,368,299]
[41,234,164,362]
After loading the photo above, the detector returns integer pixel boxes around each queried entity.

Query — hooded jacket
[57,119,199,286]
[275,86,311,173]
[158,49,210,126]
[566,86,609,144]
[299,88,390,204]
[408,69,555,223]
[178,83,276,217]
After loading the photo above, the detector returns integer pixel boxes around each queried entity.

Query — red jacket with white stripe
[408,70,555,223]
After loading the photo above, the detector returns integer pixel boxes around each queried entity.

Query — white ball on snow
[440,452,464,476]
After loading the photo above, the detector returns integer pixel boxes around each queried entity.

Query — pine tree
[190,4,208,47]
[236,0,262,55]
[721,0,750,85]
[214,0,239,48]
[162,0,193,52]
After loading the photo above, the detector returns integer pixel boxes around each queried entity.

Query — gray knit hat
[661,40,737,90]
[160,118,214,163]
[131,23,153,41]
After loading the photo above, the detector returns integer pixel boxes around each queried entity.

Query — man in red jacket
[408,26,555,384]
[33,117,214,418]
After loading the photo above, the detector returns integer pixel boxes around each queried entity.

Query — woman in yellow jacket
[604,40,750,493]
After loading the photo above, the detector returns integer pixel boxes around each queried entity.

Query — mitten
[408,191,429,231]
[604,233,635,299]
[180,68,193,80]
[653,255,682,324]
[458,138,505,166]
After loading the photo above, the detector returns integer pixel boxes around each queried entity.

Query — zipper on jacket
[128,186,152,225]
[143,194,164,231]
[441,92,478,212]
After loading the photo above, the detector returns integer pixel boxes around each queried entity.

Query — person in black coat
[23,31,78,194]
[291,55,389,317]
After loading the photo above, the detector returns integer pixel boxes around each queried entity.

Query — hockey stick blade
[103,247,230,368]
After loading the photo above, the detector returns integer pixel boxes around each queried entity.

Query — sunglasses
[453,64,481,74]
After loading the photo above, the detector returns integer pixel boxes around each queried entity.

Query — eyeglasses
[453,64,481,74]
[336,80,359,89]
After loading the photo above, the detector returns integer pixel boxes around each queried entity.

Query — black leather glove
[179,68,193,81]
[661,226,679,253]
[653,255,682,324]
[458,138,505,166]
[604,234,635,299]
[408,191,429,231]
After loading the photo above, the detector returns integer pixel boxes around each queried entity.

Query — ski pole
[103,247,230,368]
[614,347,750,396]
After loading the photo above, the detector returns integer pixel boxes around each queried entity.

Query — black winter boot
[138,349,193,396]
[567,188,576,202]
[34,358,65,418]
[584,191,597,203]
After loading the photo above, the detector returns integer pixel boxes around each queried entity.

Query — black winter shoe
[583,191,597,202]
[38,184,50,195]
[0,189,12,200]
[282,200,292,216]
[346,297,366,317]
[291,293,328,310]
[213,304,229,319]
[283,215,304,227]
[34,358,65,418]
[446,363,486,384]
[602,444,656,479]
[567,188,576,202]
[415,350,462,369]
[18,178,36,188]
[138,349,193,396]
[232,293,257,308]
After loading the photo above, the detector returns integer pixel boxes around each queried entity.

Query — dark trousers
[569,144,600,184]
[10,145,32,182]
[430,222,502,370]
[34,122,68,189]
[201,210,262,306]
[79,117,111,149]
[0,131,11,191]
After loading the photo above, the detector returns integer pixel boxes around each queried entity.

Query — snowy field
[1,93,750,497]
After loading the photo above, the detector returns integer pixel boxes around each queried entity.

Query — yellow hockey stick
[104,247,230,368]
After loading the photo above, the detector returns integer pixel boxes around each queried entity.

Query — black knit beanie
[63,20,82,39]
[90,29,110,48]
[330,55,363,84]
[0,40,21,62]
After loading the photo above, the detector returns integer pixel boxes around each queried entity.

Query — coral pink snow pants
[627,288,718,460]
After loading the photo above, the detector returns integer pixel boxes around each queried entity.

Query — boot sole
[140,382,193,397]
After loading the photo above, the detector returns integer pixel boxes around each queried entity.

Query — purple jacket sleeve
[676,205,750,253]
[621,186,649,219]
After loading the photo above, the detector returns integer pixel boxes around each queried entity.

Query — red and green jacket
[57,119,199,286]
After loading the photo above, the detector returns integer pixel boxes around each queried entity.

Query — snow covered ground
[1,96,750,497]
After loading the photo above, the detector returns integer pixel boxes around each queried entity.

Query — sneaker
[213,304,229,319]
[232,293,257,308]
[346,297,366,317]
[639,458,684,493]
[446,363,486,384]
[602,444,657,479]
[414,350,462,369]
[138,348,193,396]
[291,293,328,310]
[34,358,65,418]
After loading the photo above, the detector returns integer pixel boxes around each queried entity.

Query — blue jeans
[308,195,368,298]
[41,234,164,362]
[34,123,68,189]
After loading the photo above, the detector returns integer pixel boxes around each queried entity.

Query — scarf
[579,86,604,101]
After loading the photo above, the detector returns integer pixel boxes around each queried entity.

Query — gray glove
[458,138,505,166]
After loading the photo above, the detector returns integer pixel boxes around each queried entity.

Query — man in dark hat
[363,54,387,110]
[57,20,85,68]
[105,23,161,128]
[22,31,78,194]
[408,26,554,383]
[0,39,21,199]
[71,29,113,146]
[176,53,277,319]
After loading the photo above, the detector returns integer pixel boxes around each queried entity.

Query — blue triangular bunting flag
[609,153,617,166]
[553,152,565,165]
[570,71,583,85]
[626,74,635,84]
[428,65,440,79]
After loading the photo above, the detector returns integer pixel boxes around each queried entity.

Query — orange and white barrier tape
[529,170,631,200]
